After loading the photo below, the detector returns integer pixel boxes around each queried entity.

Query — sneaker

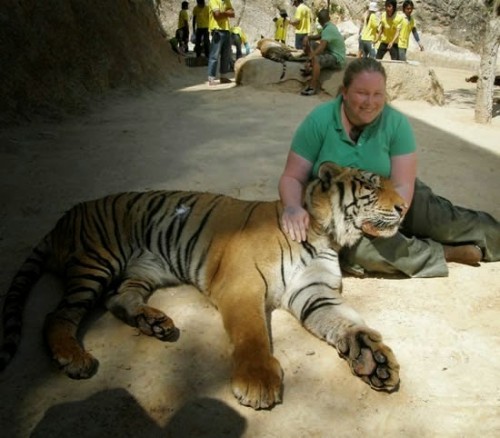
[208,76,216,86]
[300,86,317,96]
[220,77,232,84]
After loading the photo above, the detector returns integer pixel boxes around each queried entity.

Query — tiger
[256,38,308,80]
[256,38,307,63]
[0,163,404,410]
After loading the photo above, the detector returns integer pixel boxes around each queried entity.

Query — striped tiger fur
[0,163,405,409]
[256,38,308,80]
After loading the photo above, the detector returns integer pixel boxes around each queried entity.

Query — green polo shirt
[291,96,416,178]
[321,22,346,66]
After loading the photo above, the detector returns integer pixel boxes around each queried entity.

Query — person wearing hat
[359,2,380,58]
[300,9,345,96]
[273,9,290,44]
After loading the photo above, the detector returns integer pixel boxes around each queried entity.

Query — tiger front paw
[231,352,283,410]
[336,326,400,392]
[135,306,179,341]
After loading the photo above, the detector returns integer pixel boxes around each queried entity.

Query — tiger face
[0,163,402,410]
[306,162,406,248]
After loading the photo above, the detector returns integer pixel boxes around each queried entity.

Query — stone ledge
[235,54,445,106]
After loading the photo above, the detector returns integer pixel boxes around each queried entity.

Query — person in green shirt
[301,9,346,96]
[279,57,500,278]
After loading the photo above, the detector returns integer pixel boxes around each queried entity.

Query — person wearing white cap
[359,2,380,58]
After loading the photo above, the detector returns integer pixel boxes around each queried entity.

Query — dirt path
[0,62,499,437]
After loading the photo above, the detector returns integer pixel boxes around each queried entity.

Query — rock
[235,54,445,106]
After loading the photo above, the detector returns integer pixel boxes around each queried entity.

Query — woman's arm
[278,151,313,242]
[390,152,417,214]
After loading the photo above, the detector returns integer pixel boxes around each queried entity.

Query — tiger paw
[53,347,99,379]
[135,306,179,341]
[231,353,283,410]
[336,326,400,392]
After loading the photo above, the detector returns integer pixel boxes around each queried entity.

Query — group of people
[174,0,249,85]
[359,0,424,61]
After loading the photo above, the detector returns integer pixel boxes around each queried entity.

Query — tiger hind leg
[44,264,109,379]
[105,278,179,341]
[45,308,99,379]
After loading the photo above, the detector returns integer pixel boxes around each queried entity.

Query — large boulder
[235,53,445,105]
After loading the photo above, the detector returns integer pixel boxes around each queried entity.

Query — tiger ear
[318,162,347,190]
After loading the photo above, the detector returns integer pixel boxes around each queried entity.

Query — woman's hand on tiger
[281,205,310,242]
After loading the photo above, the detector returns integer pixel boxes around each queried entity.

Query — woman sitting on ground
[278,57,500,277]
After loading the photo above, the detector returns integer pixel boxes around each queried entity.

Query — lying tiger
[0,163,404,409]
[256,38,308,63]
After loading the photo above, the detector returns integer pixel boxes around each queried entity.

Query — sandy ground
[0,60,499,438]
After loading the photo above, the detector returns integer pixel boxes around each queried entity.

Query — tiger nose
[395,203,406,216]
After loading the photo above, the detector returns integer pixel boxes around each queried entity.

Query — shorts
[317,52,343,70]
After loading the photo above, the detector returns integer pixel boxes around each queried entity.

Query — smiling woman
[278,57,500,278]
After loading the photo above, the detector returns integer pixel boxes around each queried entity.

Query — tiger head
[305,162,407,248]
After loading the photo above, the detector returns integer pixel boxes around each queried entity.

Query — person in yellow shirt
[398,0,424,61]
[273,9,290,44]
[207,0,235,85]
[290,0,311,50]
[230,26,250,60]
[176,1,190,54]
[375,0,402,60]
[192,0,210,58]
[359,2,379,58]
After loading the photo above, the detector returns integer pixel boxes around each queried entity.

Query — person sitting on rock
[300,9,346,96]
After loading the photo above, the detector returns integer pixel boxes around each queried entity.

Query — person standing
[278,58,499,277]
[273,9,290,44]
[177,1,190,54]
[193,0,210,58]
[359,2,380,58]
[207,0,235,85]
[290,0,311,50]
[375,0,402,60]
[300,9,346,96]
[398,0,424,61]
[230,26,250,60]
